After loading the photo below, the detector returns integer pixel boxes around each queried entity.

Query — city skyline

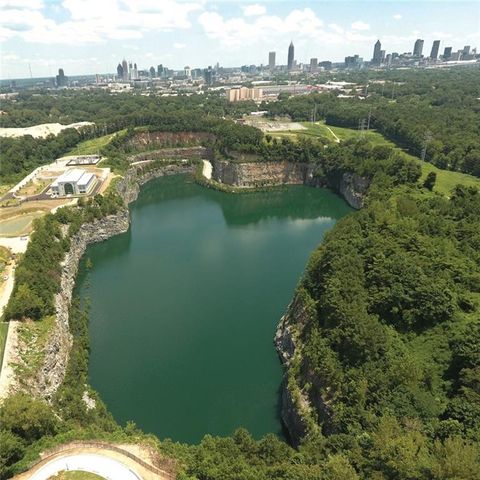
[1,0,479,78]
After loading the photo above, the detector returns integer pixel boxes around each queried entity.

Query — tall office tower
[133,63,138,80]
[184,66,191,77]
[204,66,214,86]
[157,64,163,77]
[372,39,382,64]
[117,63,124,80]
[56,68,67,87]
[413,38,424,57]
[310,58,318,71]
[149,66,156,77]
[463,45,471,55]
[345,55,362,69]
[430,40,440,59]
[443,47,452,59]
[122,59,128,81]
[268,51,276,70]
[287,41,294,70]
[380,50,386,63]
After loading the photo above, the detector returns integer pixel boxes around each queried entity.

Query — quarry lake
[75,175,352,443]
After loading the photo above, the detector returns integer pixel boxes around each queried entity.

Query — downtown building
[227,86,263,102]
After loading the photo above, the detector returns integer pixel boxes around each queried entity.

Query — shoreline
[0,158,367,406]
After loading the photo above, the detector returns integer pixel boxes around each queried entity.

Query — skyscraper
[310,58,318,71]
[122,59,128,81]
[56,68,67,87]
[287,41,294,71]
[269,51,276,70]
[443,47,452,59]
[204,66,214,86]
[149,66,156,78]
[372,40,382,64]
[430,40,440,60]
[413,39,424,57]
[117,63,124,80]
[463,45,471,55]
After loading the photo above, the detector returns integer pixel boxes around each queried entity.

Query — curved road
[28,453,143,480]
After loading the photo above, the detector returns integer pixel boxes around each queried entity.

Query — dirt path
[325,126,340,143]
[0,320,19,400]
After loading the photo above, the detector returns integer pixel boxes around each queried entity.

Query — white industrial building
[50,169,97,196]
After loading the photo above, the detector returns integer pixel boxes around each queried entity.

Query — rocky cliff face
[212,159,369,209]
[274,293,320,446]
[129,147,210,163]
[33,212,130,401]
[117,162,195,204]
[212,159,311,188]
[337,172,370,209]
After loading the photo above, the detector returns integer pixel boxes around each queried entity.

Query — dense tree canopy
[264,68,480,177]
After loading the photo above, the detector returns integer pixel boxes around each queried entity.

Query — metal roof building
[51,168,97,196]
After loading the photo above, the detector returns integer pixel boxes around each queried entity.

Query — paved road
[28,453,143,480]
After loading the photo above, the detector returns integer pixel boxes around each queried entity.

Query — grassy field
[0,322,8,372]
[48,471,105,480]
[419,161,480,196]
[267,121,480,197]
[66,132,118,156]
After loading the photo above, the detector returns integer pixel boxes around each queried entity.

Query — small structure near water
[50,169,97,197]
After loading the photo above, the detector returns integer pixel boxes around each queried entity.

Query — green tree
[0,393,57,443]
[423,171,437,191]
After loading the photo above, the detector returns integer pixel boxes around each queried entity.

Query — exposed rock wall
[212,159,370,209]
[337,172,370,209]
[274,294,318,445]
[212,159,311,188]
[126,131,213,149]
[34,212,130,401]
[117,162,195,205]
[129,147,210,163]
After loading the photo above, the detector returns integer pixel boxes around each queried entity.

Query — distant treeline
[265,68,480,177]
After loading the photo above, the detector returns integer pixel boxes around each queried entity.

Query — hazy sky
[1,0,479,78]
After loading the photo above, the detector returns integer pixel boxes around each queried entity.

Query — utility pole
[359,118,367,138]
[367,107,372,131]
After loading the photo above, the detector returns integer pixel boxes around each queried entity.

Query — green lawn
[267,121,480,197]
[66,132,120,156]
[419,161,480,197]
[0,322,8,372]
[48,471,105,480]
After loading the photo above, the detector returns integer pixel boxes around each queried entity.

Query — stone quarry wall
[212,159,369,209]
[33,211,130,401]
[129,146,210,163]
[126,131,213,149]
[212,159,311,188]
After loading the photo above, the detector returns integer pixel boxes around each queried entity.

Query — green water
[76,175,351,443]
